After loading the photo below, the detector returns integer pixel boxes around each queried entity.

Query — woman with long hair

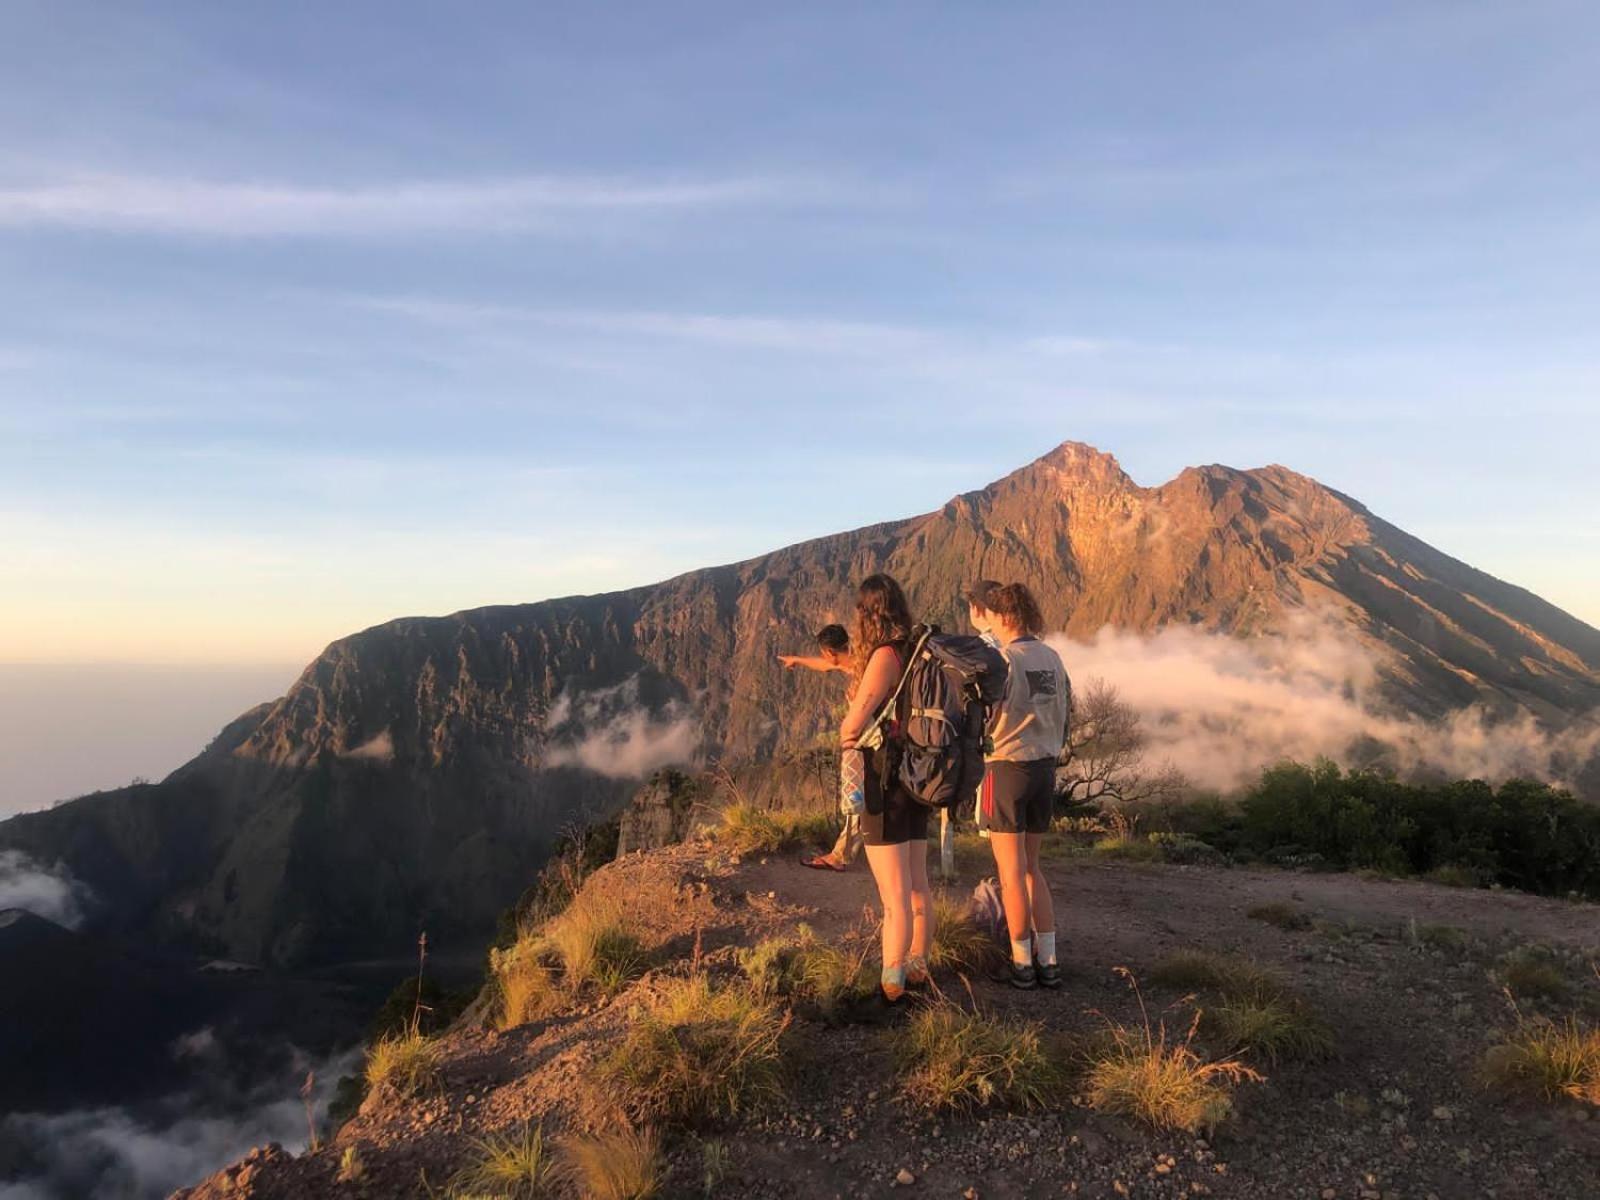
[978,583,1070,989]
[837,572,933,1002]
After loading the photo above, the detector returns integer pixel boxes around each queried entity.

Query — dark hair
[815,624,849,654]
[965,579,1002,613]
[852,574,913,677]
[987,582,1044,635]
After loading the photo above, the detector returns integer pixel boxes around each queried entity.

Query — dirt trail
[178,847,1600,1200]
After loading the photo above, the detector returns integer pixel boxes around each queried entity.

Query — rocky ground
[175,839,1600,1199]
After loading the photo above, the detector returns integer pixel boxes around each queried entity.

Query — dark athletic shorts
[980,758,1055,835]
[861,748,930,846]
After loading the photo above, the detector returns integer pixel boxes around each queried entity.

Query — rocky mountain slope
[3,442,1597,967]
[174,837,1600,1199]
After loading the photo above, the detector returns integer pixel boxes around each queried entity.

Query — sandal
[801,853,846,872]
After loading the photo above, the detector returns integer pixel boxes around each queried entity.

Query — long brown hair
[852,573,913,677]
[988,582,1044,636]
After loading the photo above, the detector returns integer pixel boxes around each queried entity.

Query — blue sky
[3,0,1598,667]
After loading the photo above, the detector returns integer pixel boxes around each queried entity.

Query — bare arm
[777,654,847,674]
[839,646,900,746]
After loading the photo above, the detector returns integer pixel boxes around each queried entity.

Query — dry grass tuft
[739,925,873,1017]
[1203,989,1335,1065]
[1425,863,1482,888]
[1093,834,1163,863]
[928,892,1005,975]
[545,893,645,994]
[491,939,562,1030]
[1083,968,1262,1132]
[1246,902,1312,932]
[364,1027,442,1097]
[1149,950,1286,1001]
[451,1123,553,1198]
[1411,921,1468,951]
[892,1000,1065,1112]
[1482,1013,1600,1106]
[715,802,834,855]
[558,1125,662,1200]
[1502,952,1570,1003]
[601,974,791,1124]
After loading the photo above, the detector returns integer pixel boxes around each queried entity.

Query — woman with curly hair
[836,572,933,1003]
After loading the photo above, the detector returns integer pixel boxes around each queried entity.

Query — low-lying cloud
[0,850,92,927]
[1048,617,1600,793]
[0,1041,358,1200]
[542,677,699,779]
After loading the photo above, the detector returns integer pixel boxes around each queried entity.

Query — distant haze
[0,664,298,815]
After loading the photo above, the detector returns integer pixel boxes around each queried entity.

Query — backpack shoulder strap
[856,626,934,747]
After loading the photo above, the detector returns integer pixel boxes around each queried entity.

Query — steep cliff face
[5,442,1597,966]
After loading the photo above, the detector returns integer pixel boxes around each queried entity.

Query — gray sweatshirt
[987,636,1071,762]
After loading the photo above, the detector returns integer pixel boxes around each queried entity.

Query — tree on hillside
[1056,678,1188,807]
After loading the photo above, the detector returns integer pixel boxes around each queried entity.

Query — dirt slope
[175,840,1600,1200]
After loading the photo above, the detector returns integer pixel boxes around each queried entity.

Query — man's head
[815,623,850,666]
[965,580,1002,633]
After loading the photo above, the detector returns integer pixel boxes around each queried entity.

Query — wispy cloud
[357,295,1129,368]
[359,295,940,357]
[0,171,831,237]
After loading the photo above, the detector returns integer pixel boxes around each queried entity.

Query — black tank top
[862,637,909,806]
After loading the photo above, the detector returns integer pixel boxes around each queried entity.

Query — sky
[2,2,1598,804]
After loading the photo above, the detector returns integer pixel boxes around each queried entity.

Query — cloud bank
[1048,618,1600,793]
[0,1041,358,1200]
[542,677,699,779]
[0,850,92,927]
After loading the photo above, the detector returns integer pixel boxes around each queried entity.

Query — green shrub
[1237,761,1600,900]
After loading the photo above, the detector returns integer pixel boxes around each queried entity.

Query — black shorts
[861,747,930,846]
[981,758,1055,835]
[862,788,930,846]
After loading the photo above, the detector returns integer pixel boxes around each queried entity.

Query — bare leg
[939,808,954,880]
[1024,831,1054,934]
[864,842,913,972]
[908,839,932,961]
[988,832,1033,946]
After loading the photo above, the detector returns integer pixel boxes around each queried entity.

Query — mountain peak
[1001,440,1137,493]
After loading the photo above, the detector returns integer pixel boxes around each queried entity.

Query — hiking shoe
[880,981,907,1005]
[1006,961,1037,990]
[905,965,930,988]
[1035,961,1062,990]
[801,853,846,872]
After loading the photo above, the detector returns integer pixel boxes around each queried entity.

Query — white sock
[1034,931,1057,967]
[1010,938,1033,967]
